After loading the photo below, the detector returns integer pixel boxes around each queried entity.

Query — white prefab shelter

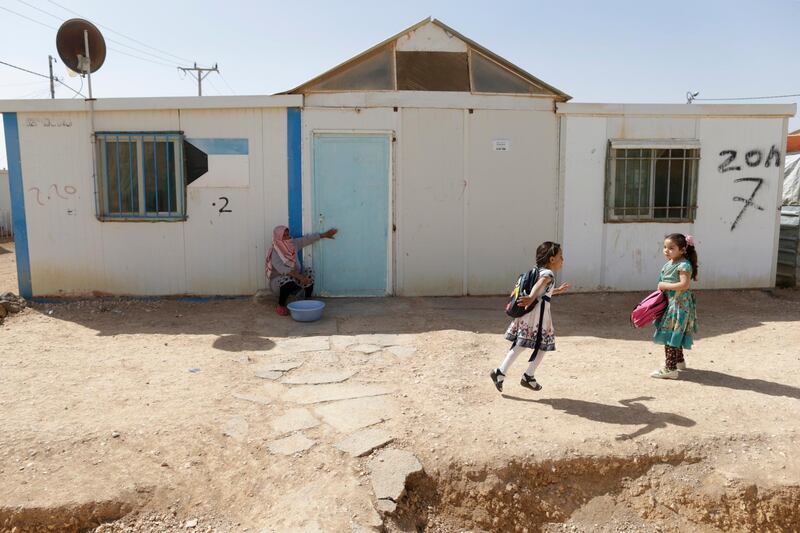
[0,18,795,298]
[558,103,793,291]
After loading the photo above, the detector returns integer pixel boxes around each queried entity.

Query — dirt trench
[387,451,800,533]
[0,499,134,533]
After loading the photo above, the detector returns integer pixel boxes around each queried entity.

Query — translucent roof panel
[396,51,470,91]
[305,47,394,92]
[470,51,548,94]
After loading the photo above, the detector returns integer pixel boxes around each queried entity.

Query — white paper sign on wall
[493,139,511,152]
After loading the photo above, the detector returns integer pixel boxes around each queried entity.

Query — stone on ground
[232,392,272,406]
[281,370,355,385]
[314,396,395,433]
[257,360,304,372]
[349,344,381,354]
[368,449,423,503]
[222,416,249,442]
[334,428,394,457]
[271,408,320,434]
[387,345,417,358]
[255,370,285,381]
[273,337,330,353]
[282,384,393,405]
[267,433,315,455]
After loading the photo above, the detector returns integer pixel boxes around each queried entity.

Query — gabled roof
[283,17,571,100]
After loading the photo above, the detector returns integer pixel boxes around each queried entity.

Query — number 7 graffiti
[730,177,764,231]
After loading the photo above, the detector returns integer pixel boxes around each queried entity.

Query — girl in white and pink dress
[490,242,571,392]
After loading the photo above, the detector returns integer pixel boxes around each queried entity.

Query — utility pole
[48,55,55,99]
[178,63,219,96]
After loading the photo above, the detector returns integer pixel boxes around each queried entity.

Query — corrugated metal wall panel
[465,109,558,295]
[399,108,465,296]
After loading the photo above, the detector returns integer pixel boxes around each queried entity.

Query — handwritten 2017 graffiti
[29,184,77,206]
[718,145,781,231]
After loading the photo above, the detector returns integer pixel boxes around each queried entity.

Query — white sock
[524,352,546,377]
[498,344,527,377]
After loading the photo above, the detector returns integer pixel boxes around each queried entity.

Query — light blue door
[313,134,390,296]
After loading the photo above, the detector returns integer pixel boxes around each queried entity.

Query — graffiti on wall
[24,118,72,128]
[718,145,781,231]
[211,197,232,214]
[29,184,77,206]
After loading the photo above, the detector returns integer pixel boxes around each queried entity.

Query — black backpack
[505,268,540,318]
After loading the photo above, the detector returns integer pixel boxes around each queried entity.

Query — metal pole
[48,55,55,99]
[83,29,99,219]
[178,63,219,96]
[195,63,201,96]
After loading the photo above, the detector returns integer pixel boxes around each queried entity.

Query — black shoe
[490,369,505,392]
[520,373,542,391]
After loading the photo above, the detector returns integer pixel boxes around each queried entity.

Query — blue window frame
[95,132,186,220]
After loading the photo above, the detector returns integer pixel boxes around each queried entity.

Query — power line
[12,0,182,67]
[217,71,237,95]
[0,5,180,69]
[687,91,800,103]
[0,4,54,30]
[0,58,85,97]
[46,0,194,64]
[0,58,50,79]
[178,63,219,96]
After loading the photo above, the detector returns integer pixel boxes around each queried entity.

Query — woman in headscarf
[266,225,338,315]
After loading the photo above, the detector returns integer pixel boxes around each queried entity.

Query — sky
[1,0,799,169]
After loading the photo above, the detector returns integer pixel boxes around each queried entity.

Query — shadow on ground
[24,289,800,346]
[679,369,800,400]
[502,395,696,440]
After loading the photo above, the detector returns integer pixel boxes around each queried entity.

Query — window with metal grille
[605,141,700,222]
[95,132,185,220]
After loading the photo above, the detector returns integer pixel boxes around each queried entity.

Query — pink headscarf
[265,225,297,278]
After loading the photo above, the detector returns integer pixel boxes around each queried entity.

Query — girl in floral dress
[490,242,571,392]
[650,233,699,379]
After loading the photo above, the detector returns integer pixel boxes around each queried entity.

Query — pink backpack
[630,290,667,328]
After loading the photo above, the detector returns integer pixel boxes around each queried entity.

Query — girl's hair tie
[686,235,695,247]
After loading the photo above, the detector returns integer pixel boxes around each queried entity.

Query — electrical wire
[15,0,183,67]
[46,0,194,64]
[0,58,85,97]
[70,75,83,98]
[0,4,54,30]
[217,71,237,95]
[692,93,800,102]
[0,5,180,69]
[206,76,223,96]
[9,1,181,68]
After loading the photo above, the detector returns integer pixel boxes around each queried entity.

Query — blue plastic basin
[286,300,326,322]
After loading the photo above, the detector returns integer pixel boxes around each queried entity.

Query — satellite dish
[56,18,106,74]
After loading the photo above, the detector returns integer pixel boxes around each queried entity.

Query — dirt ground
[0,241,18,295]
[1,251,799,532]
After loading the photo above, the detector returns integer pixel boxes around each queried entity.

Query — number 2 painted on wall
[217,197,231,214]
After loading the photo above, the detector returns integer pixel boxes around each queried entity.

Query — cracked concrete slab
[273,337,331,354]
[349,344,381,354]
[369,449,423,503]
[267,433,315,455]
[282,370,355,385]
[270,408,320,435]
[232,392,272,406]
[282,384,393,405]
[222,416,249,442]
[386,345,417,358]
[334,428,394,457]
[255,370,284,380]
[355,334,415,347]
[257,360,304,372]
[314,396,394,433]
